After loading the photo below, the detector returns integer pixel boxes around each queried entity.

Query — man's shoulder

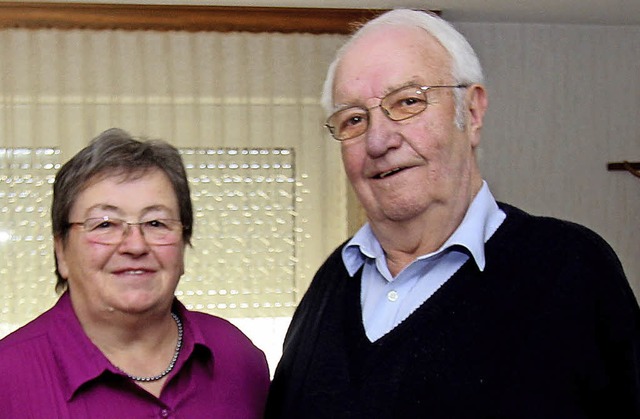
[498,202,613,249]
[326,240,351,264]
[306,242,351,293]
[494,202,625,281]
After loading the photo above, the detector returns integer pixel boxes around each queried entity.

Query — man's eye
[396,96,424,107]
[343,115,365,128]
[338,109,368,130]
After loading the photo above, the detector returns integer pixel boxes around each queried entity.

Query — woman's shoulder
[0,307,56,354]
[182,309,264,354]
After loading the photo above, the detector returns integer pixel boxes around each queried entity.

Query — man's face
[332,26,485,229]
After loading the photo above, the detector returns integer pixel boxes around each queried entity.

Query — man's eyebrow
[384,80,423,94]
[332,79,424,110]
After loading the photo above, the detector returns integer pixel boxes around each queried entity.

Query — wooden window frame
[0,2,390,34]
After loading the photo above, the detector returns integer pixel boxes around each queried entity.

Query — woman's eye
[87,219,118,231]
[146,220,169,229]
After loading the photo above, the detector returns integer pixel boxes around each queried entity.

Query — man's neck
[369,178,483,277]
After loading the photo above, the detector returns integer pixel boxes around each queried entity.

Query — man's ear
[466,84,488,148]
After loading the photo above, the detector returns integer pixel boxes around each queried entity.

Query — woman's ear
[54,237,69,280]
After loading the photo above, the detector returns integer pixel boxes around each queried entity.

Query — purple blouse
[0,292,270,418]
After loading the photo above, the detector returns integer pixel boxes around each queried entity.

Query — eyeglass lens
[326,85,429,141]
[79,218,182,245]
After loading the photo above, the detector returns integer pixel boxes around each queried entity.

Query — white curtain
[0,28,349,371]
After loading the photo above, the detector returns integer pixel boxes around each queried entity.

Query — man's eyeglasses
[68,216,185,245]
[325,84,468,141]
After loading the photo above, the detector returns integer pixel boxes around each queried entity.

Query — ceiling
[3,0,640,26]
[152,0,640,26]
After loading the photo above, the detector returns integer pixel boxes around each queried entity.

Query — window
[180,148,299,317]
[0,148,60,335]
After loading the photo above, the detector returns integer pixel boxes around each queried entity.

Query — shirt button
[387,290,399,302]
[160,409,170,418]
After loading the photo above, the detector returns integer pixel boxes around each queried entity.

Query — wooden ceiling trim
[0,2,389,33]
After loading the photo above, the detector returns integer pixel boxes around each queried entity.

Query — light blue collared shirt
[342,181,506,342]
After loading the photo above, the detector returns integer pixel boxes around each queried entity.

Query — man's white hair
[320,9,484,129]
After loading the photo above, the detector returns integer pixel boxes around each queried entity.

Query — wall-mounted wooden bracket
[608,161,640,179]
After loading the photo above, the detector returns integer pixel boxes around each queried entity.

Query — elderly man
[265,9,640,419]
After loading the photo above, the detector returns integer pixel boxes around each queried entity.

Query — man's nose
[364,107,402,157]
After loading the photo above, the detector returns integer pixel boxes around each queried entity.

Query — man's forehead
[332,29,451,103]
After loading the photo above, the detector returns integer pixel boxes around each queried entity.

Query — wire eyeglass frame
[67,216,185,245]
[325,83,468,141]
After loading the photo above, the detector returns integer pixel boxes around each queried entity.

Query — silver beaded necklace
[118,312,183,383]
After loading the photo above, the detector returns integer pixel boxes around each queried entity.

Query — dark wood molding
[608,161,640,179]
[0,2,389,33]
[608,162,640,171]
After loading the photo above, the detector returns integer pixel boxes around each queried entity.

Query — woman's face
[55,168,185,320]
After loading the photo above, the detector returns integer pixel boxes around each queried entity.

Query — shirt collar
[50,292,116,401]
[50,293,213,401]
[342,181,505,275]
[172,300,214,371]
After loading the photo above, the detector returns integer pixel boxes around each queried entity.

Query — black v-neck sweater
[265,203,640,419]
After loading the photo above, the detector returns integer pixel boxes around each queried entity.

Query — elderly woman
[0,128,270,417]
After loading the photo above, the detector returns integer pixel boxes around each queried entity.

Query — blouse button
[387,290,399,302]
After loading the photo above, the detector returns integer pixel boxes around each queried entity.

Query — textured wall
[456,22,640,297]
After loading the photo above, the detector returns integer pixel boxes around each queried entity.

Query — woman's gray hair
[51,128,193,292]
[321,9,484,129]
